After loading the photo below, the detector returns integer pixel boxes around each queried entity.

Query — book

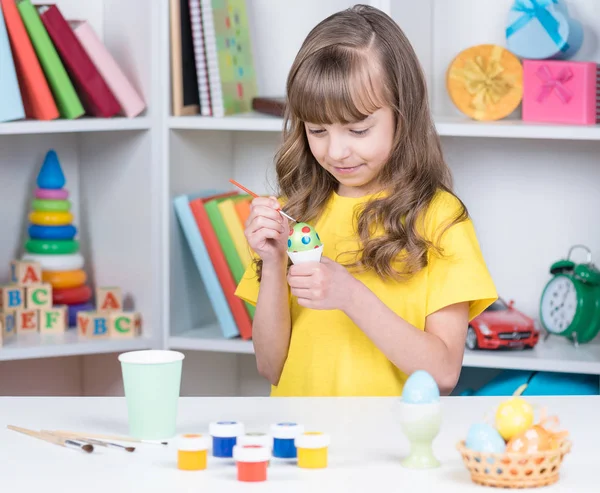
[70,20,145,118]
[0,0,25,122]
[16,0,84,119]
[1,0,58,120]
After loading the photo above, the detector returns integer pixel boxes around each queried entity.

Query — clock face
[540,276,578,334]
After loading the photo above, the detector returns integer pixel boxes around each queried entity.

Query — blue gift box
[506,0,583,60]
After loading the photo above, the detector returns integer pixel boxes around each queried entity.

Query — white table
[0,396,597,492]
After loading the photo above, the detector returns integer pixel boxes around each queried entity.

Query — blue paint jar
[270,422,304,458]
[209,421,244,457]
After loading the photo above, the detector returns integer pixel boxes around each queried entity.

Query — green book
[17,0,84,119]
[205,196,255,319]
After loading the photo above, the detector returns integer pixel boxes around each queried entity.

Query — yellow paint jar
[177,433,210,471]
[294,432,330,469]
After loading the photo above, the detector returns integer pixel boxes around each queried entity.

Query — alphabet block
[96,286,122,312]
[10,260,42,285]
[77,311,109,338]
[1,311,16,339]
[25,283,53,310]
[109,311,142,338]
[0,285,25,311]
[39,305,67,334]
[16,309,39,334]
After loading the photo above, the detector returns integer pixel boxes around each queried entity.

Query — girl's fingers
[290,287,313,299]
[287,275,313,289]
[246,215,285,236]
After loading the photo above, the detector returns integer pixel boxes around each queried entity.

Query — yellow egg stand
[457,384,572,488]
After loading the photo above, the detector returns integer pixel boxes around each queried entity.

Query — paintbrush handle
[53,430,140,442]
[8,425,92,452]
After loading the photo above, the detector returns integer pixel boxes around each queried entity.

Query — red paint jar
[233,444,270,482]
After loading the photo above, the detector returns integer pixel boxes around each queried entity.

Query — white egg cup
[287,244,323,265]
[399,401,442,468]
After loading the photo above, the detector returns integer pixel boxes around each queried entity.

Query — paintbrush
[43,431,135,452]
[8,425,94,453]
[229,178,297,223]
[51,429,167,445]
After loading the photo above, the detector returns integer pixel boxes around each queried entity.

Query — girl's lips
[332,164,364,174]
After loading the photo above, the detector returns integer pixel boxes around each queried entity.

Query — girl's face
[304,106,395,198]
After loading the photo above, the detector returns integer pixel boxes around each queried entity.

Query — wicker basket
[456,439,572,489]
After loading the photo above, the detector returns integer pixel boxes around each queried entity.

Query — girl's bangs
[288,48,387,125]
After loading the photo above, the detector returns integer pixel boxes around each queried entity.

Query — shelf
[0,117,151,136]
[463,335,600,375]
[169,112,600,140]
[168,112,283,132]
[0,331,153,361]
[168,326,254,354]
[169,328,600,375]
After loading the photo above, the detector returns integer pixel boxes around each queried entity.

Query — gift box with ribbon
[522,59,599,125]
[446,44,523,121]
[505,0,583,60]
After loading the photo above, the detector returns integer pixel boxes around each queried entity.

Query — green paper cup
[118,350,185,440]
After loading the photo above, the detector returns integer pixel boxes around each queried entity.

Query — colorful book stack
[174,190,256,340]
[21,149,94,328]
[0,0,145,123]
[170,0,258,117]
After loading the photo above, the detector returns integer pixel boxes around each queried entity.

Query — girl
[235,4,497,397]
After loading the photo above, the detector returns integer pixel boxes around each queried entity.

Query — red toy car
[466,298,540,350]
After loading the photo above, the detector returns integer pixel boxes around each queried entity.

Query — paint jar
[233,444,270,482]
[295,432,330,469]
[270,422,304,458]
[209,421,244,458]
[177,433,210,470]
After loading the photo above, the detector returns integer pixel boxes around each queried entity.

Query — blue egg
[402,370,440,404]
[465,422,506,462]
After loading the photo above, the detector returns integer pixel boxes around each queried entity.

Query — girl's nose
[327,135,351,162]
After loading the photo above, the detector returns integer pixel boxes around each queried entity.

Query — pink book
[69,20,145,118]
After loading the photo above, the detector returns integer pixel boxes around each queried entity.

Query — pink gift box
[522,60,599,125]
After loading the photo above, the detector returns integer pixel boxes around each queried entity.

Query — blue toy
[28,224,77,240]
[37,149,66,189]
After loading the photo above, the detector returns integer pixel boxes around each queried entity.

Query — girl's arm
[344,279,468,395]
[252,258,292,385]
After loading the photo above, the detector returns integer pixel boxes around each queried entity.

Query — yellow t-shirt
[234,189,497,397]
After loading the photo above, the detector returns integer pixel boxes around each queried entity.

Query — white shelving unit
[2,0,600,391]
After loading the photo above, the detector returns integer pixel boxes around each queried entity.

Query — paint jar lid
[233,444,271,463]
[237,432,273,448]
[270,422,304,439]
[295,432,330,449]
[209,420,245,437]
[177,433,210,451]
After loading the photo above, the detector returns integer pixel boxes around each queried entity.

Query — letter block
[96,287,122,312]
[25,283,53,310]
[1,311,16,339]
[16,309,39,334]
[10,260,42,285]
[0,285,25,311]
[39,305,67,334]
[109,311,142,338]
[77,311,109,338]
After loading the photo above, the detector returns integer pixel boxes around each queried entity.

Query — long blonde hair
[257,4,467,280]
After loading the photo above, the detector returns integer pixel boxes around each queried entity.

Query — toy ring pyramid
[21,150,95,327]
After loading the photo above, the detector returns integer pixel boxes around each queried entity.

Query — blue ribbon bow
[506,0,570,54]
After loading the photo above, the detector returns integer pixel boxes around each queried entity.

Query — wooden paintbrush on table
[8,425,94,453]
[42,431,136,452]
[50,429,167,445]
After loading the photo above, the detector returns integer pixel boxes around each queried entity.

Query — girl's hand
[244,196,288,264]
[287,256,357,311]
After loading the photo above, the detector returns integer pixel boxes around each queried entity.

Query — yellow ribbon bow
[449,46,515,117]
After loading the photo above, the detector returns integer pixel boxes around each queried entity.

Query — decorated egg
[287,222,322,253]
[495,395,534,441]
[401,370,440,404]
[466,423,506,455]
